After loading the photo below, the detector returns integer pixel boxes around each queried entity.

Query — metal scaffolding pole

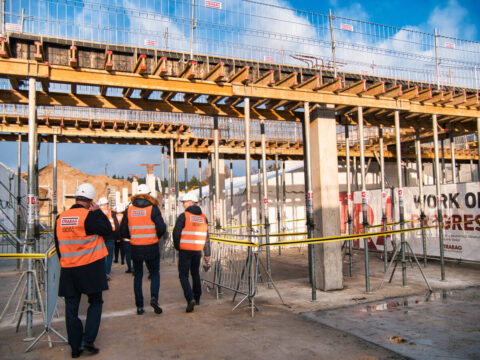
[395,110,407,286]
[441,139,446,184]
[184,152,188,192]
[282,160,286,245]
[53,134,58,225]
[26,77,38,339]
[230,158,233,224]
[302,102,316,300]
[379,126,387,272]
[345,124,353,276]
[358,106,370,293]
[257,159,262,226]
[244,98,252,234]
[415,129,427,266]
[214,116,221,229]
[161,147,165,199]
[275,154,281,256]
[16,134,22,269]
[432,114,446,280]
[478,118,480,181]
[329,9,337,78]
[450,131,457,184]
[260,120,271,278]
[169,138,174,226]
[198,158,202,204]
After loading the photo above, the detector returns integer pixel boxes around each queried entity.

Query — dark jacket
[54,204,113,297]
[173,204,211,257]
[119,194,167,260]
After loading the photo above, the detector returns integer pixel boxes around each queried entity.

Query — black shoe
[186,300,195,313]
[114,259,118,263]
[83,343,100,355]
[194,298,200,305]
[151,298,163,314]
[137,307,145,315]
[121,261,125,265]
[125,269,132,273]
[71,349,83,358]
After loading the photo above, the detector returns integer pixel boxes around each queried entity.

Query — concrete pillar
[208,154,214,221]
[310,106,343,291]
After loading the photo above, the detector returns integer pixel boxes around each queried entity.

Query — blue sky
[0,0,479,181]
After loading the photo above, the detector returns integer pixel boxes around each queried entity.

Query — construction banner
[340,182,480,262]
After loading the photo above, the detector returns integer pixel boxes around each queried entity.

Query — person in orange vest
[54,183,112,358]
[172,191,210,313]
[119,184,166,315]
[98,197,115,280]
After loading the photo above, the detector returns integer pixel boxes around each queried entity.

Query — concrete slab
[303,287,480,360]
[0,246,479,359]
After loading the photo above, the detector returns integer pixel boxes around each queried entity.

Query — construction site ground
[1,247,479,360]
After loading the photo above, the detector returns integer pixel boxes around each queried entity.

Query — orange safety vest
[56,207,108,268]
[180,212,208,251]
[102,208,116,231]
[127,205,158,246]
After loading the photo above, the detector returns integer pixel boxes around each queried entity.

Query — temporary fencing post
[260,120,271,282]
[275,154,281,256]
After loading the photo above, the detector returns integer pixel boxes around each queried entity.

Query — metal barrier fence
[4,0,479,88]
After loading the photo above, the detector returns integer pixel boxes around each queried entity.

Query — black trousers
[178,250,202,303]
[64,292,103,351]
[114,239,124,263]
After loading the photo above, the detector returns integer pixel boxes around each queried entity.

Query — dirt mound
[38,160,131,215]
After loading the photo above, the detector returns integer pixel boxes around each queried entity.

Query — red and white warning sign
[398,188,403,197]
[263,197,268,204]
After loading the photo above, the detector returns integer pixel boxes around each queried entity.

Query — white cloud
[427,0,477,39]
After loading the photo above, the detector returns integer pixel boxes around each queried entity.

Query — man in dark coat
[173,192,210,313]
[54,183,112,358]
[119,184,167,315]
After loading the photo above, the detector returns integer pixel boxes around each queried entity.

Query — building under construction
[0,1,479,359]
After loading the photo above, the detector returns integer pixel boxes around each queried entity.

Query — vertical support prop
[345,124,353,276]
[432,114,446,280]
[358,106,370,293]
[303,102,316,300]
[16,134,21,270]
[214,116,221,229]
[275,154,281,256]
[395,110,407,286]
[260,120,271,280]
[379,126,387,272]
[415,129,427,266]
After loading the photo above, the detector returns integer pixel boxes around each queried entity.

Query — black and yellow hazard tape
[210,222,441,248]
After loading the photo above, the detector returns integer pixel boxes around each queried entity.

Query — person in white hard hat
[98,197,115,280]
[54,183,113,358]
[172,191,210,313]
[119,183,167,315]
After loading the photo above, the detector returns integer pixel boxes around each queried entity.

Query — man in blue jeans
[119,184,166,315]
[98,197,115,281]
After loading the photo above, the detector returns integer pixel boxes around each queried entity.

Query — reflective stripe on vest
[127,205,158,245]
[56,207,108,268]
[180,212,207,251]
[102,208,116,231]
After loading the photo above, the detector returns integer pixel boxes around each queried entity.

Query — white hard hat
[75,183,96,200]
[181,192,198,203]
[98,197,108,206]
[137,184,151,194]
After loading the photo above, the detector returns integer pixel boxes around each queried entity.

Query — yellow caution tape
[211,222,442,248]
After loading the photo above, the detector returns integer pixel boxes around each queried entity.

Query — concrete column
[310,106,343,291]
[208,154,214,222]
